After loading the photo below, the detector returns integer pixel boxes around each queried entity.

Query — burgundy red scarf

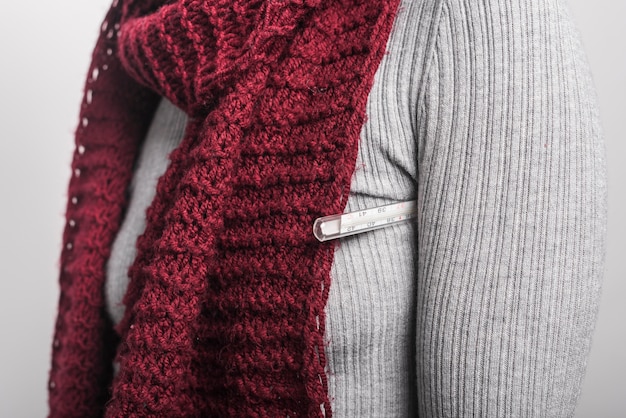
[48,0,401,416]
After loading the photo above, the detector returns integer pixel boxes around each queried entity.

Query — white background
[0,0,623,416]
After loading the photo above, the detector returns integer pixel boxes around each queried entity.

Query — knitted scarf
[48,0,401,416]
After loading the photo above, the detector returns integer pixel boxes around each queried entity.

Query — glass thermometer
[313,200,417,242]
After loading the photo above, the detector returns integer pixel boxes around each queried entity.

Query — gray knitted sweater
[105,0,607,416]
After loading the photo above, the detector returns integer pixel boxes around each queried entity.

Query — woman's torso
[105,0,429,414]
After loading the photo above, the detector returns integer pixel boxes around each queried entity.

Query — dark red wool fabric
[48,0,401,416]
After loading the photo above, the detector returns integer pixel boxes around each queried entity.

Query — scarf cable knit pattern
[48,0,402,416]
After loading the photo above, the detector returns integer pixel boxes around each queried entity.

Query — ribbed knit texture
[413,1,607,417]
[48,0,402,416]
[52,0,608,416]
[105,99,188,326]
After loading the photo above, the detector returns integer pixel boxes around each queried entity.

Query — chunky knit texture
[48,0,402,416]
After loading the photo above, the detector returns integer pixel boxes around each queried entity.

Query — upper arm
[415,0,607,416]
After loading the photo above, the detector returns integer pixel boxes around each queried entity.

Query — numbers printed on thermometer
[313,200,417,242]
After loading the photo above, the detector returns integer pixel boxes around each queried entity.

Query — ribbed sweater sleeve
[104,0,607,416]
[414,0,607,416]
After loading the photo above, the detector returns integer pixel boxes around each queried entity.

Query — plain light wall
[0,0,623,417]
[0,1,112,417]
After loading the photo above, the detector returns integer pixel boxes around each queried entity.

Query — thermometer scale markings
[313,200,417,242]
